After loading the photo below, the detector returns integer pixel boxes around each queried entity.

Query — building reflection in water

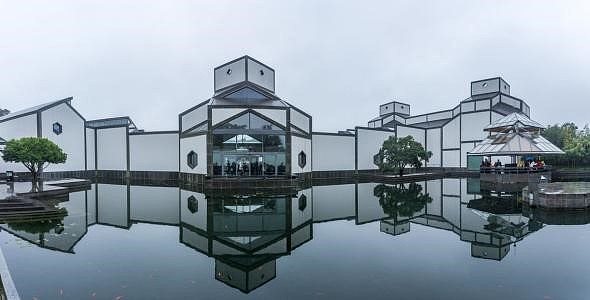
[179,188,313,293]
[1,177,587,293]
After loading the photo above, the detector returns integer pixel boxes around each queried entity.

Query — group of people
[517,158,545,169]
[480,157,546,170]
[480,158,503,168]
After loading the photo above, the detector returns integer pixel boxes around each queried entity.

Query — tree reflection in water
[374,183,433,221]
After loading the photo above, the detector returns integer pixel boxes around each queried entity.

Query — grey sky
[1,1,589,132]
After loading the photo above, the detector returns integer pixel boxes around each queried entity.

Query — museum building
[0,56,548,182]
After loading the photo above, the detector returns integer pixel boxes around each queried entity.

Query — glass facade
[212,112,286,177]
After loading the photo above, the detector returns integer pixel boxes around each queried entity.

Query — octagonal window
[187,151,198,169]
[298,151,307,168]
[298,194,307,211]
[52,122,63,135]
[187,195,198,214]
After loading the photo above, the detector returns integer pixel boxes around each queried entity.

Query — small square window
[52,122,63,135]
[187,151,198,169]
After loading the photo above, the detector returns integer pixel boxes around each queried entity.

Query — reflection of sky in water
[0,178,589,300]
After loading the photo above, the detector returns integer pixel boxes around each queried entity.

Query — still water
[1,178,589,300]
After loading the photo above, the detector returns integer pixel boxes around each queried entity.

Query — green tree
[2,137,67,182]
[375,136,432,175]
[542,122,577,149]
[374,183,432,221]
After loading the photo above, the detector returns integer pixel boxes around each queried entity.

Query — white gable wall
[0,113,38,172]
[356,128,395,170]
[41,103,86,172]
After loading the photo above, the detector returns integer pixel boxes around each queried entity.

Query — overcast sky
[0,1,589,132]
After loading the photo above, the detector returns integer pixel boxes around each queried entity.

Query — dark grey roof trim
[355,126,395,133]
[129,130,179,136]
[470,77,503,84]
[179,99,211,117]
[215,81,278,100]
[0,97,73,123]
[181,120,208,135]
[312,131,355,137]
[214,55,275,73]
[211,108,287,131]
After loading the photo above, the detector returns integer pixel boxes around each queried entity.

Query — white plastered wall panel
[211,108,246,126]
[86,128,95,170]
[96,184,129,228]
[181,104,208,131]
[129,133,179,172]
[247,58,275,92]
[471,78,500,95]
[290,108,310,133]
[442,150,460,167]
[214,58,246,91]
[461,102,475,113]
[96,127,127,171]
[426,129,441,167]
[312,184,356,222]
[492,111,505,122]
[180,134,207,174]
[253,108,286,126]
[460,111,491,142]
[180,189,207,231]
[425,180,442,215]
[396,126,425,145]
[41,103,86,172]
[475,100,491,111]
[130,186,179,225]
[356,182,388,224]
[311,134,355,171]
[356,128,395,170]
[442,117,460,149]
[291,135,312,174]
[395,103,410,115]
[292,188,312,229]
[0,114,38,172]
[461,142,476,168]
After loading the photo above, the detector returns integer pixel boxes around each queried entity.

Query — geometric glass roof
[469,132,564,156]
[484,113,545,133]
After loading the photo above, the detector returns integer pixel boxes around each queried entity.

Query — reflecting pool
[1,178,590,299]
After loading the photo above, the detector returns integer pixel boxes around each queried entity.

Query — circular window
[226,68,232,75]
[482,82,488,87]
[260,69,264,76]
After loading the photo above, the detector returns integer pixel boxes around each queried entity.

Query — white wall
[41,103,86,172]
[356,128,395,170]
[471,78,500,95]
[247,58,275,92]
[181,103,208,132]
[292,188,312,229]
[290,108,310,133]
[130,186,179,225]
[442,149,460,167]
[86,128,95,170]
[461,142,477,168]
[396,126,425,145]
[180,189,207,231]
[129,133,179,172]
[214,58,246,91]
[96,126,127,171]
[311,134,355,171]
[0,113,38,172]
[442,117,460,149]
[426,129,441,167]
[312,184,355,222]
[96,184,129,228]
[291,135,312,174]
[180,134,207,174]
[461,111,491,142]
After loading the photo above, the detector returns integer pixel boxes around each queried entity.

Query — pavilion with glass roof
[468,112,564,182]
